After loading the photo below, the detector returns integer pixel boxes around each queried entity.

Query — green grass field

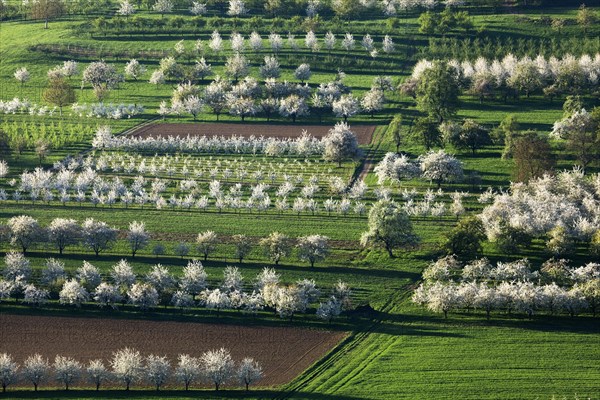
[1,2,600,399]
[286,299,600,400]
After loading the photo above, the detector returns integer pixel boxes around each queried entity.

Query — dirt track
[130,122,376,145]
[0,314,346,388]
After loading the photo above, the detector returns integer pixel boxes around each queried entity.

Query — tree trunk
[96,382,100,391]
[385,244,394,258]
[34,383,38,392]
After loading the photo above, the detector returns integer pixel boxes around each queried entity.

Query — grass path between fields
[355,124,390,184]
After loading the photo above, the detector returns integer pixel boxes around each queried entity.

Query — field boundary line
[278,294,398,399]
[117,117,160,138]
[74,117,159,160]
[349,122,391,188]
[310,295,399,394]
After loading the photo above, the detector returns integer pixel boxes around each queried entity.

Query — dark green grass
[3,251,421,309]
[1,6,600,400]
[288,300,600,400]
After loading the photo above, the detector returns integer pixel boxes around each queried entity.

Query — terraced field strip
[356,123,390,183]
[279,292,402,399]
[0,314,348,388]
[129,122,377,145]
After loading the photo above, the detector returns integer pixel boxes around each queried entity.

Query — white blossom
[324,31,336,51]
[230,32,245,54]
[117,0,135,16]
[190,1,207,15]
[305,31,319,52]
[200,348,234,390]
[149,70,165,86]
[23,354,49,391]
[93,282,122,308]
[53,356,82,390]
[14,67,30,85]
[294,63,312,83]
[332,94,360,122]
[145,355,170,391]
[179,259,207,294]
[3,251,32,281]
[175,355,201,390]
[419,150,463,187]
[111,348,142,390]
[268,33,283,53]
[82,218,118,256]
[227,0,247,16]
[0,353,19,392]
[209,31,224,54]
[152,0,173,14]
[86,360,110,391]
[59,279,89,307]
[127,282,159,310]
[382,35,395,54]
[237,358,262,390]
[341,33,355,51]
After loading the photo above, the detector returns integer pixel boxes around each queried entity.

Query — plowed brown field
[0,314,346,388]
[130,123,376,145]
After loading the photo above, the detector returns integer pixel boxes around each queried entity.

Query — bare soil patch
[130,122,376,145]
[0,314,346,388]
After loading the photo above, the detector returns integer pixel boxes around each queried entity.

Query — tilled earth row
[130,122,376,145]
[0,314,346,388]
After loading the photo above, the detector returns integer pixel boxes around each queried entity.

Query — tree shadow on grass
[262,262,422,283]
[377,309,600,336]
[373,321,471,338]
